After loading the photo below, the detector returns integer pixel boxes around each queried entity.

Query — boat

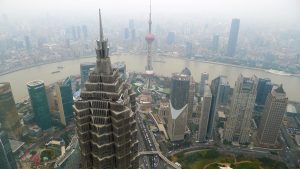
[57,66,64,69]
[51,71,60,74]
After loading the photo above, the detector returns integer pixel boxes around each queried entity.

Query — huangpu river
[0,54,299,102]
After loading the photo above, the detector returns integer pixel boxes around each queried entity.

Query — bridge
[139,151,181,169]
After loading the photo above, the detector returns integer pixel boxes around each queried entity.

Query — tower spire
[148,0,152,33]
[99,9,104,41]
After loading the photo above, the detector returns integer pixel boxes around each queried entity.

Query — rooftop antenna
[99,9,104,41]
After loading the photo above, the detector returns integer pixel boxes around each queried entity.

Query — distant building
[257,85,288,146]
[27,80,52,130]
[211,35,219,52]
[185,41,193,58]
[80,62,95,88]
[227,19,240,57]
[224,75,257,144]
[198,72,209,97]
[198,85,212,142]
[255,78,273,106]
[167,31,176,45]
[206,76,230,140]
[0,129,18,169]
[82,25,88,39]
[56,77,74,126]
[24,35,31,51]
[0,83,22,139]
[129,19,134,30]
[124,28,130,40]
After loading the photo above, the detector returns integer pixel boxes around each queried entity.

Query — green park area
[170,149,288,169]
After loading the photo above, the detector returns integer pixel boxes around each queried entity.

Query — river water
[0,54,299,102]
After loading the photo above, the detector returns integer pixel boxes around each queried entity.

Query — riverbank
[0,55,94,76]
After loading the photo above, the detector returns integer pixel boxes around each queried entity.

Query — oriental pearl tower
[144,0,155,90]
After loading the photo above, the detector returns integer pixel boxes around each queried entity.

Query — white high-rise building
[224,75,257,144]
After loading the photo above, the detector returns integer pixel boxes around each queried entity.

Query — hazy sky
[1,0,300,27]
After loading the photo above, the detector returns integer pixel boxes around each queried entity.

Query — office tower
[56,77,74,126]
[198,72,209,97]
[27,80,52,130]
[211,35,219,52]
[185,41,193,58]
[206,76,230,140]
[124,28,129,40]
[167,31,175,45]
[218,77,230,105]
[227,19,240,57]
[74,10,138,169]
[144,0,155,90]
[159,98,188,142]
[171,68,191,110]
[257,85,288,146]
[0,129,18,169]
[224,75,257,144]
[80,62,96,88]
[24,35,31,51]
[198,85,212,142]
[255,78,273,106]
[0,83,22,139]
[82,25,88,39]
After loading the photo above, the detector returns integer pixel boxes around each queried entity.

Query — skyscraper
[0,129,18,169]
[198,72,209,97]
[198,85,212,142]
[227,19,240,57]
[257,85,288,146]
[74,10,138,169]
[211,35,219,52]
[27,80,52,130]
[185,41,193,58]
[0,82,22,139]
[255,78,273,106]
[206,76,230,140]
[56,77,74,126]
[224,75,257,144]
[171,68,191,110]
[167,31,176,45]
[80,62,96,88]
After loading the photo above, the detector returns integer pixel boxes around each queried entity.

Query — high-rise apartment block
[257,85,288,146]
[224,75,257,144]
[0,82,22,139]
[74,10,138,169]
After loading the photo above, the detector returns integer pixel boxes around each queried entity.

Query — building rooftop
[287,104,297,114]
[218,111,226,119]
[27,80,44,87]
[9,139,25,153]
[275,85,285,94]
